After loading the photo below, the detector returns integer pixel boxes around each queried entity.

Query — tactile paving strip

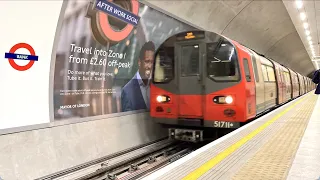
[197,95,315,180]
[232,95,317,180]
[154,94,315,180]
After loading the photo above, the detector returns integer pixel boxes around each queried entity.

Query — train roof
[240,43,299,74]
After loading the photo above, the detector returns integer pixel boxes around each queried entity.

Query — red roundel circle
[98,0,139,42]
[8,43,36,71]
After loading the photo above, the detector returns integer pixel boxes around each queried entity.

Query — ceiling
[143,0,316,77]
[283,0,320,76]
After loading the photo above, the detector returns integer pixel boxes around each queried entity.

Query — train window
[206,40,240,81]
[287,73,291,84]
[243,58,251,82]
[266,66,275,82]
[284,72,288,83]
[251,55,259,82]
[181,44,199,76]
[261,65,269,81]
[153,46,174,83]
[284,72,290,84]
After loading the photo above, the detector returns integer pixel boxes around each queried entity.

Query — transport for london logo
[4,43,38,71]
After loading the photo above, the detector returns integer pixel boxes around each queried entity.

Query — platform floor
[142,92,320,180]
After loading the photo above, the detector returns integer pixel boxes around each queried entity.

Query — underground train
[150,30,315,142]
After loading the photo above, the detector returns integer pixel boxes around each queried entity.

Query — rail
[35,137,170,180]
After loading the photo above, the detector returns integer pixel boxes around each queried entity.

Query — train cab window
[266,66,275,82]
[261,65,269,81]
[181,44,199,76]
[153,46,174,83]
[206,40,240,81]
[243,58,251,82]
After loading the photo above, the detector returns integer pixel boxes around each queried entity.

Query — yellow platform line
[182,96,308,180]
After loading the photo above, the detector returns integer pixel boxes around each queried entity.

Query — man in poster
[121,41,155,112]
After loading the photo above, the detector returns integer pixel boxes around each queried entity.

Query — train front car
[150,31,256,142]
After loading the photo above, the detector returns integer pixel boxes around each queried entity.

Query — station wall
[0,112,167,179]
[0,0,197,130]
[0,0,199,178]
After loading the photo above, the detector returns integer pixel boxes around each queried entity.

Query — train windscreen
[153,46,174,83]
[206,40,240,81]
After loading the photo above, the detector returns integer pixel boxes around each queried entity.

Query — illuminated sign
[176,31,205,41]
[185,32,195,39]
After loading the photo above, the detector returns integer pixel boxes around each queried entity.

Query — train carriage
[151,30,314,142]
[247,50,277,114]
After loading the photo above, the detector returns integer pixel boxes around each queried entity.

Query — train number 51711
[213,121,238,128]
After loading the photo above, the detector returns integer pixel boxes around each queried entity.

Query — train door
[304,77,307,93]
[305,77,308,92]
[300,75,305,94]
[274,66,284,104]
[251,54,265,114]
[280,70,287,103]
[242,56,256,119]
[297,74,302,95]
[176,42,205,118]
[284,70,291,101]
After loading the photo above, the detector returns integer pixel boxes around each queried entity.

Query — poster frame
[0,0,203,135]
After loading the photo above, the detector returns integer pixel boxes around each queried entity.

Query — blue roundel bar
[4,53,38,61]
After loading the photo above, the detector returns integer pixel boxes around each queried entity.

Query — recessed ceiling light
[306,30,310,35]
[296,0,303,9]
[307,36,312,40]
[309,41,312,45]
[300,12,306,20]
[303,22,309,29]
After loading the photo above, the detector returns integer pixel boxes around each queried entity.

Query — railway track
[36,138,199,180]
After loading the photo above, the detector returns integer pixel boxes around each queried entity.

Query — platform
[142,92,320,180]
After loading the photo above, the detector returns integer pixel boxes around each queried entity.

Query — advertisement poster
[53,0,197,120]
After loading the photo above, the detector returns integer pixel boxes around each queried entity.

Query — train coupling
[169,128,203,143]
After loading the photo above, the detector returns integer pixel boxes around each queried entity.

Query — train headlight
[156,95,170,103]
[213,95,234,104]
[225,96,233,104]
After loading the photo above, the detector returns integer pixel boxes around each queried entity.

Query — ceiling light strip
[295,0,316,58]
